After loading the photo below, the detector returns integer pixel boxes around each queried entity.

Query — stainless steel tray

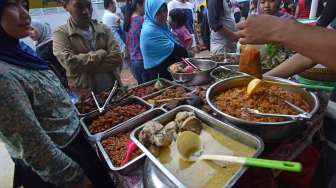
[74,87,123,117]
[143,84,193,102]
[128,78,175,99]
[96,108,166,175]
[131,105,264,188]
[210,66,247,82]
[80,96,153,142]
[74,105,98,118]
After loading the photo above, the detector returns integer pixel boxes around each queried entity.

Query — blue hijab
[0,0,49,70]
[140,0,181,69]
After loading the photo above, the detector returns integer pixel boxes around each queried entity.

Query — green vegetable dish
[212,68,242,80]
[260,44,294,70]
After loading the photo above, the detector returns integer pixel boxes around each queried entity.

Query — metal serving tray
[74,79,174,117]
[131,105,264,188]
[80,96,153,142]
[128,78,175,99]
[74,87,121,117]
[143,84,193,101]
[210,66,247,82]
[96,108,167,175]
[74,104,98,118]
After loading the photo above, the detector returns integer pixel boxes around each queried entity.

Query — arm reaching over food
[235,15,336,73]
[265,53,316,78]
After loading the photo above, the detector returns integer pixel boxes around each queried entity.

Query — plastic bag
[239,45,262,79]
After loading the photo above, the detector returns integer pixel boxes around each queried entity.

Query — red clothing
[281,7,294,16]
[297,0,310,19]
[172,25,192,49]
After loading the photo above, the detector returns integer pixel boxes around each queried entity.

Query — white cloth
[102,10,120,29]
[167,0,195,18]
[102,10,126,57]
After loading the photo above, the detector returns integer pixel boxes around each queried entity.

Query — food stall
[73,51,330,188]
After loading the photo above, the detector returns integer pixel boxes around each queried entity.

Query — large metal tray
[96,108,167,175]
[80,96,153,142]
[210,66,247,82]
[127,78,175,99]
[131,105,264,188]
[143,84,193,104]
[74,104,98,118]
[74,87,121,117]
[74,79,174,117]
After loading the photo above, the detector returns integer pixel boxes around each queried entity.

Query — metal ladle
[176,131,302,172]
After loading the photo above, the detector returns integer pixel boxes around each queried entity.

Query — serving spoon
[176,131,302,172]
[121,140,138,166]
[247,78,334,95]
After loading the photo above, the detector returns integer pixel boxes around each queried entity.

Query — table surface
[112,82,329,188]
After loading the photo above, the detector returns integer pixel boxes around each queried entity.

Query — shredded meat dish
[102,132,142,167]
[89,104,148,134]
[214,85,311,122]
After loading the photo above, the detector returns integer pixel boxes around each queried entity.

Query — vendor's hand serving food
[235,15,289,45]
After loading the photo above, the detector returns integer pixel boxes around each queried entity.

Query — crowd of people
[0,0,336,187]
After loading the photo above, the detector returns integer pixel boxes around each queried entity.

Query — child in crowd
[169,9,192,51]
[124,0,145,84]
[259,0,295,19]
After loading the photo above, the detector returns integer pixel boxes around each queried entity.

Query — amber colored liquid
[239,46,262,79]
[158,124,256,188]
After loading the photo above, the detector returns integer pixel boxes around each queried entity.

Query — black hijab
[0,0,49,70]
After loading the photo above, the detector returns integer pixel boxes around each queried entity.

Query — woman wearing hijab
[30,21,68,88]
[0,0,114,188]
[140,0,188,81]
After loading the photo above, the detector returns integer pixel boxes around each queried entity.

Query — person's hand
[235,14,289,44]
[95,49,108,62]
[96,49,107,57]
[228,31,239,42]
[72,175,93,188]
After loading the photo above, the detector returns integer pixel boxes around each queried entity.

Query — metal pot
[206,76,320,143]
[168,58,217,86]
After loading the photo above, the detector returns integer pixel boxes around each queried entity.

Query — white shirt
[167,0,195,19]
[102,10,120,29]
[101,10,126,52]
